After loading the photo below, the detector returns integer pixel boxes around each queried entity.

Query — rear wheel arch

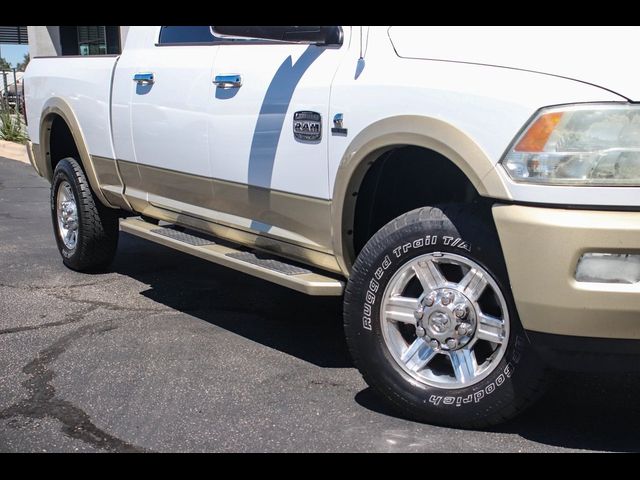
[39,98,115,209]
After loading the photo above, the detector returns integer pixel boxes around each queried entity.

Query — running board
[120,218,344,296]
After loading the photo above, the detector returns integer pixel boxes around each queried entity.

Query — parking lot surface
[1,156,639,452]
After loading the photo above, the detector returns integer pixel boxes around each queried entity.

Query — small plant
[0,108,28,144]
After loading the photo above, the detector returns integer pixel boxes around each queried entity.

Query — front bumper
[492,204,640,339]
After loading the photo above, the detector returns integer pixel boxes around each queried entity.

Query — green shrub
[0,109,28,144]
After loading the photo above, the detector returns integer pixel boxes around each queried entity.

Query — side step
[120,218,344,296]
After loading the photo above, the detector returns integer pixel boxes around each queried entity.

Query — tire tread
[51,157,119,271]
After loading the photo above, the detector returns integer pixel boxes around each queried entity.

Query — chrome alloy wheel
[380,252,509,389]
[56,180,79,250]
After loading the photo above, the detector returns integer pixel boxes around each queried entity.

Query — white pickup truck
[24,26,640,428]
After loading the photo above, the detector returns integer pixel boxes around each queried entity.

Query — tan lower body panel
[26,141,42,175]
[92,155,131,210]
[120,218,344,296]
[117,160,342,274]
[27,142,130,210]
[130,162,333,251]
[135,203,341,274]
[493,204,640,339]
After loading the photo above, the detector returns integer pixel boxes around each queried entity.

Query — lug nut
[441,291,454,306]
[422,292,436,307]
[416,326,426,338]
[429,339,440,349]
[457,323,471,336]
[453,304,468,319]
[446,338,457,349]
[414,307,424,321]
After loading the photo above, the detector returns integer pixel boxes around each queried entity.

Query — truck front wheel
[344,205,549,428]
[50,157,119,271]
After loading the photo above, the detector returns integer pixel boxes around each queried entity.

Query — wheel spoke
[413,258,446,292]
[449,348,477,383]
[381,251,510,389]
[476,313,505,344]
[384,295,419,325]
[56,181,79,250]
[458,267,488,301]
[401,338,436,372]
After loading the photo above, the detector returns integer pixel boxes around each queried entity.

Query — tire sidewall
[345,206,538,426]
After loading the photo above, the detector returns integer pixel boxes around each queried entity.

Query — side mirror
[211,26,343,46]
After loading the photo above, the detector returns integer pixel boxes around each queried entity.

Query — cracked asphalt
[1,155,640,452]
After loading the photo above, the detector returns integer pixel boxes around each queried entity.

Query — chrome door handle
[213,74,242,89]
[133,73,154,85]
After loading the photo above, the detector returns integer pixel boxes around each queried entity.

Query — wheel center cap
[428,311,450,334]
[418,288,478,350]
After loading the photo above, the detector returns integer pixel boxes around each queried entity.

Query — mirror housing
[211,26,343,46]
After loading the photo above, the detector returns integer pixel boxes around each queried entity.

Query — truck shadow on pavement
[355,373,640,452]
[112,232,640,452]
[493,371,640,452]
[113,232,351,369]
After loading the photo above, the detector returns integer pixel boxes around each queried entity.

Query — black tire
[344,204,550,428]
[50,157,119,271]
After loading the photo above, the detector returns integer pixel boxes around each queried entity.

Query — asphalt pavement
[1,155,639,452]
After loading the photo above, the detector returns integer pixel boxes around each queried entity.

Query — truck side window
[158,26,250,45]
[158,26,215,44]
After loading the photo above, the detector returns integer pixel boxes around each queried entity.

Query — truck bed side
[24,56,123,208]
[25,56,119,165]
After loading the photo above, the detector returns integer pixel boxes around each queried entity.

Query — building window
[78,26,106,55]
[60,26,121,55]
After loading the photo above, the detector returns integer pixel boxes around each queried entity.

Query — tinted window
[158,26,256,45]
[60,26,121,55]
[159,26,254,44]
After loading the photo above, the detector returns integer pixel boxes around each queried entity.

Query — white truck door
[117,26,220,213]
[207,29,350,242]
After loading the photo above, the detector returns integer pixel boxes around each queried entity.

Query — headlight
[501,104,640,185]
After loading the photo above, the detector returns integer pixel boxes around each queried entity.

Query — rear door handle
[213,74,242,89]
[133,73,154,85]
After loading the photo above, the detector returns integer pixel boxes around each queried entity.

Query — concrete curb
[0,140,29,164]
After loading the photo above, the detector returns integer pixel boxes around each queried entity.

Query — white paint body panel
[388,26,640,101]
[120,27,218,178]
[327,27,638,207]
[24,25,640,217]
[208,37,349,198]
[25,56,118,159]
[111,26,163,167]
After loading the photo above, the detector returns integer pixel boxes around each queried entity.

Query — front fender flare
[330,115,511,275]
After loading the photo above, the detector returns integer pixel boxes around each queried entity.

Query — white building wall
[27,26,61,57]
[120,26,129,48]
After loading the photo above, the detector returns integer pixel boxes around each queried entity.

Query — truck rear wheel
[344,204,549,428]
[50,157,119,271]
